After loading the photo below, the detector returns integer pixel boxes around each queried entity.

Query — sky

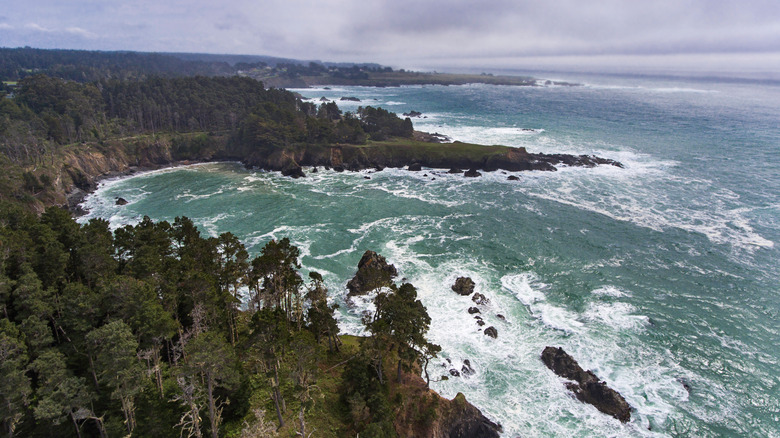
[2,0,780,74]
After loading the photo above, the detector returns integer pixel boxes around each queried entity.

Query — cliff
[7,130,620,215]
[390,368,502,438]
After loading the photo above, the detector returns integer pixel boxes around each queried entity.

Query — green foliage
[357,106,414,140]
[0,203,441,437]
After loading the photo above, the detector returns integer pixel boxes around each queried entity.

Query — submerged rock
[346,250,398,296]
[541,346,631,423]
[452,277,476,296]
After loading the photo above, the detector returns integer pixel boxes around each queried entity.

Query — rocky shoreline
[62,135,623,217]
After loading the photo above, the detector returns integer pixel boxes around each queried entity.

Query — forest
[0,73,413,208]
[0,53,470,437]
[0,202,441,437]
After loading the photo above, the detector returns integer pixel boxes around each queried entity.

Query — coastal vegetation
[1,202,501,437]
[0,47,538,88]
[0,49,620,436]
[0,72,618,214]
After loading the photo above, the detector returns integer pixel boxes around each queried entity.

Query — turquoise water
[80,74,780,437]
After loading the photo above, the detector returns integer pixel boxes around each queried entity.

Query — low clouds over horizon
[2,0,779,71]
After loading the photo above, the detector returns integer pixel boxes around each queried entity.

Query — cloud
[1,0,779,69]
[0,23,12,30]
[25,23,54,32]
[64,27,97,38]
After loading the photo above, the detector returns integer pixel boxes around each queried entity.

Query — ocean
[78,72,780,437]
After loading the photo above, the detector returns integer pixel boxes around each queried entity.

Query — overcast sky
[2,0,780,72]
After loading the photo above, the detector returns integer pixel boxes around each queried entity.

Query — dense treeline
[0,203,438,437]
[0,47,237,82]
[0,48,394,86]
[0,74,413,168]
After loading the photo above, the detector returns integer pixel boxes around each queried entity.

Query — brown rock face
[541,346,631,423]
[452,277,476,295]
[346,250,398,296]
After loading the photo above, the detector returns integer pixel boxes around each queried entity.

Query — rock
[461,360,475,376]
[403,110,423,118]
[450,369,461,377]
[115,197,128,206]
[476,319,486,327]
[541,346,631,423]
[448,168,462,174]
[281,164,305,178]
[473,315,483,320]
[464,168,482,178]
[333,165,345,172]
[452,277,476,296]
[340,96,361,102]
[346,250,398,296]
[507,175,520,181]
[310,166,318,173]
[408,163,422,171]
[468,307,481,314]
[496,314,506,321]
[484,326,498,338]
[364,176,371,180]
[428,393,502,438]
[319,96,329,101]
[472,293,489,305]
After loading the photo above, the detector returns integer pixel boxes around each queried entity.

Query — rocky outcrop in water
[281,163,305,178]
[346,250,398,296]
[115,197,128,206]
[464,168,482,178]
[541,346,631,423]
[472,293,489,305]
[452,277,476,295]
[484,326,498,338]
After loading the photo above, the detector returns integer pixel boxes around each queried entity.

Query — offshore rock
[468,307,481,314]
[541,346,631,423]
[408,162,423,171]
[461,359,475,376]
[448,168,462,174]
[452,277,476,296]
[507,175,520,181]
[484,326,498,338]
[281,164,305,178]
[346,250,398,296]
[115,197,128,206]
[472,293,489,305]
[464,168,482,178]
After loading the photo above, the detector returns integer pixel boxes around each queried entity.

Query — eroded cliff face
[54,138,178,214]
[49,133,620,215]
[391,371,503,438]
